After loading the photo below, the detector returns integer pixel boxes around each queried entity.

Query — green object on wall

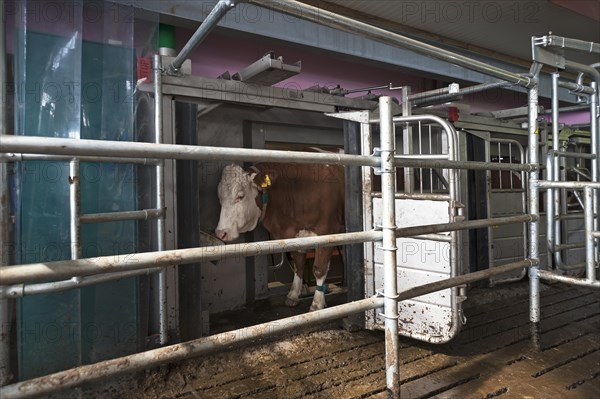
[159,23,176,50]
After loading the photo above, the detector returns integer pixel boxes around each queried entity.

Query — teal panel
[79,39,140,364]
[16,31,142,378]
[16,30,83,380]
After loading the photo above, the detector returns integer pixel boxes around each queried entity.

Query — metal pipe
[0,257,540,399]
[557,80,595,95]
[169,0,239,74]
[0,135,379,168]
[412,82,514,106]
[394,157,535,172]
[538,270,600,288]
[590,82,599,253]
[248,0,531,87]
[0,0,12,386]
[69,159,81,262]
[540,104,589,114]
[527,71,541,349]
[0,152,161,165]
[379,97,400,398]
[154,55,168,345]
[0,268,163,298]
[0,213,535,285]
[584,186,596,282]
[0,135,537,173]
[553,151,597,160]
[80,209,163,224]
[0,295,385,399]
[0,231,383,285]
[537,181,600,189]
[539,35,600,54]
[408,81,512,103]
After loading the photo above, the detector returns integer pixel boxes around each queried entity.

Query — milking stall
[0,0,599,398]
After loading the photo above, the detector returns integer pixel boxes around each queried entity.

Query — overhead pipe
[247,0,531,87]
[0,258,537,399]
[168,0,242,74]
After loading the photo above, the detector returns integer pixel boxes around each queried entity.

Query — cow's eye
[237,193,245,200]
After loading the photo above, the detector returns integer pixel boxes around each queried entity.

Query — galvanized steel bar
[69,159,81,261]
[169,0,239,73]
[538,270,600,288]
[0,295,385,399]
[379,97,400,398]
[539,35,600,54]
[248,0,531,87]
[0,152,161,165]
[0,135,378,167]
[80,209,163,224]
[394,157,535,172]
[154,55,169,345]
[537,181,600,189]
[0,268,163,298]
[398,259,537,301]
[0,231,383,285]
[527,71,541,349]
[584,186,596,282]
[557,80,595,95]
[408,81,513,103]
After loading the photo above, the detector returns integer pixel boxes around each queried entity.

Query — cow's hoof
[285,297,300,307]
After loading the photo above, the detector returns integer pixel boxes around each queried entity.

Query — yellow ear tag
[261,174,271,189]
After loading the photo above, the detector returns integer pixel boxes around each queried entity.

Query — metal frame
[0,0,597,397]
[360,111,464,344]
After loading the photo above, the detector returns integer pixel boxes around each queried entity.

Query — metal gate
[362,114,464,344]
[486,138,528,284]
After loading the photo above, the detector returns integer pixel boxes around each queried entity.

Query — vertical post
[153,54,168,345]
[590,82,599,262]
[550,73,560,259]
[69,159,81,262]
[401,87,413,193]
[379,96,400,398]
[0,0,12,386]
[584,186,595,282]
[527,71,541,350]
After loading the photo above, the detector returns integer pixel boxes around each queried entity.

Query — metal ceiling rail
[168,0,241,74]
[247,0,532,87]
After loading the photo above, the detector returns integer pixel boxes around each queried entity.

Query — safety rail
[0,0,597,397]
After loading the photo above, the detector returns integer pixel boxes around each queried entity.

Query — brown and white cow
[215,162,345,311]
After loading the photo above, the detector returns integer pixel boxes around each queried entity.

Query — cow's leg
[286,251,306,307]
[310,247,333,311]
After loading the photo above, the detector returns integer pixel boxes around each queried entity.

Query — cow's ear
[252,172,272,190]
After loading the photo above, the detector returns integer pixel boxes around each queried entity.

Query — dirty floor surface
[84,281,600,398]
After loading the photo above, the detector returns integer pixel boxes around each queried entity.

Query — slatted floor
[125,281,599,399]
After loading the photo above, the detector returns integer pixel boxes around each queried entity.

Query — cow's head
[215,164,264,241]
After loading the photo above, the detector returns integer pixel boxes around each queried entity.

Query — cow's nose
[215,229,228,241]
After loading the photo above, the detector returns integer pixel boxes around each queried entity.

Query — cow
[215,162,345,311]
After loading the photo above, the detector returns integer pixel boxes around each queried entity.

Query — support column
[379,96,400,398]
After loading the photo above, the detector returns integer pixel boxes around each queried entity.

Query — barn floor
[80,280,599,399]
